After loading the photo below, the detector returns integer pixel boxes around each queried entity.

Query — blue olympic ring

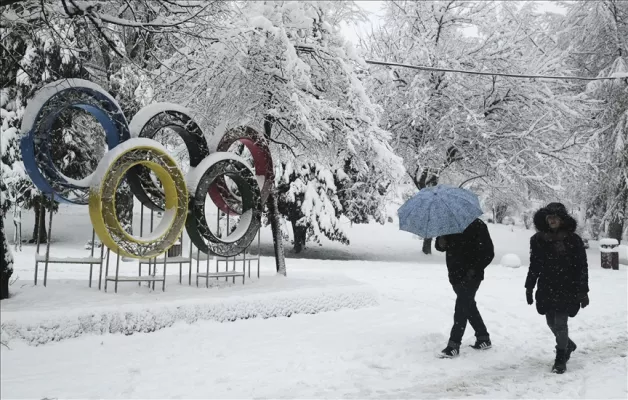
[20,85,130,204]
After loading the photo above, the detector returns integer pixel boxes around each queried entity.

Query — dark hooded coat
[526,203,589,317]
[435,219,495,285]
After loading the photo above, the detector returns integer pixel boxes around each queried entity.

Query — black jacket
[525,203,589,317]
[435,219,495,285]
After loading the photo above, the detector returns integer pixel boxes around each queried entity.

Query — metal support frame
[195,209,247,286]
[215,229,261,279]
[104,205,172,293]
[247,230,262,279]
[30,188,263,291]
[137,231,191,287]
[194,209,261,287]
[104,248,166,293]
[33,193,104,287]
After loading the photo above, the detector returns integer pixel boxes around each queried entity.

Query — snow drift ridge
[1,285,379,346]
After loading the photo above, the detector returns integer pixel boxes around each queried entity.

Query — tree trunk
[1,217,14,300]
[291,219,307,254]
[0,276,8,300]
[586,195,606,240]
[523,213,531,230]
[608,219,624,244]
[590,216,603,240]
[30,201,47,244]
[31,203,39,243]
[607,189,627,244]
[263,117,286,276]
[422,238,432,255]
[267,188,287,276]
[495,204,508,224]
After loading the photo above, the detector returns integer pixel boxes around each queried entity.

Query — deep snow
[1,205,627,399]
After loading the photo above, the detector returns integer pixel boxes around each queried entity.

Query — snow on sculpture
[20,79,271,258]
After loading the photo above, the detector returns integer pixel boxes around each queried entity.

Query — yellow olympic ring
[89,138,188,259]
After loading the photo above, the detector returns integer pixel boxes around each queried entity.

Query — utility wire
[364,59,624,81]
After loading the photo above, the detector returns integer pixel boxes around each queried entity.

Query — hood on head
[533,202,577,233]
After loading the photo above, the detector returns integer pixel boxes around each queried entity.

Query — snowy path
[2,208,627,398]
[2,261,627,399]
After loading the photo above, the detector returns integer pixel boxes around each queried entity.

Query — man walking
[435,218,495,358]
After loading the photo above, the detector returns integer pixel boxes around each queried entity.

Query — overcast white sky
[339,1,568,45]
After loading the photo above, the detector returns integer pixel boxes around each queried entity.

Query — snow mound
[0,282,378,346]
[500,253,522,268]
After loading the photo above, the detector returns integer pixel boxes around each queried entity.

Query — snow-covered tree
[275,161,348,253]
[335,157,389,225]
[159,1,400,168]
[362,1,594,250]
[557,0,628,242]
[156,1,403,252]
[270,156,391,252]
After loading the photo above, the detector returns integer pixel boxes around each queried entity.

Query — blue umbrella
[397,184,483,238]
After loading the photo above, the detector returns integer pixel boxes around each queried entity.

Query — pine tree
[335,157,389,225]
[275,161,348,253]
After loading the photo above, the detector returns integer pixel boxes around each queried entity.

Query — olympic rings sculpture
[20,79,273,258]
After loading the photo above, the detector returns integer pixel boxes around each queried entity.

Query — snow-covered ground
[2,206,627,399]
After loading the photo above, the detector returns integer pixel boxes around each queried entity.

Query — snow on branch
[61,0,216,30]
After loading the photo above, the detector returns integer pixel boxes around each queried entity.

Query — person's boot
[470,337,492,350]
[552,349,567,374]
[566,340,577,361]
[440,341,460,358]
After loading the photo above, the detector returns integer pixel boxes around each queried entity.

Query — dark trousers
[449,279,489,347]
[545,311,570,350]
